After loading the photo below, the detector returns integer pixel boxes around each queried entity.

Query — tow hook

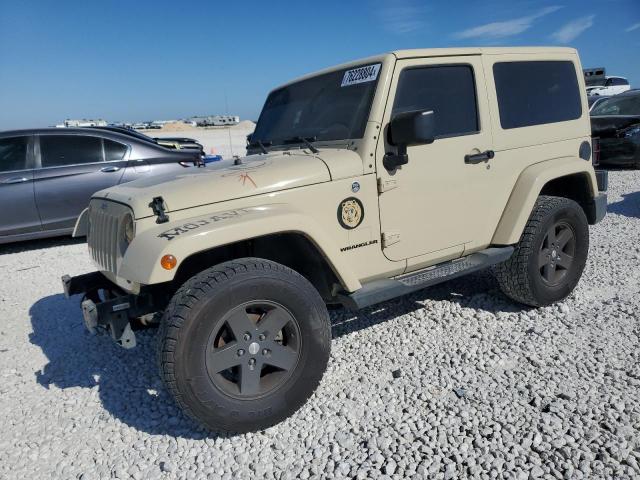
[81,298,137,348]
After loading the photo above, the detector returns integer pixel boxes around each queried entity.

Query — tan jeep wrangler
[63,47,607,433]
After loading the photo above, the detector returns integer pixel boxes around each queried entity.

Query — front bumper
[62,272,158,348]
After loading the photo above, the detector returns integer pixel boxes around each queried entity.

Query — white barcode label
[341,64,381,87]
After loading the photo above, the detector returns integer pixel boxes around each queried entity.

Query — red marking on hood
[238,172,257,188]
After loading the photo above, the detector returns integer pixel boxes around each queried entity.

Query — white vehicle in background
[588,76,630,96]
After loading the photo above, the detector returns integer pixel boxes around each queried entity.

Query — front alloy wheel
[158,258,331,433]
[206,301,301,398]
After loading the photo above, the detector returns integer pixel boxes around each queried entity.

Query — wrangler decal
[340,239,378,252]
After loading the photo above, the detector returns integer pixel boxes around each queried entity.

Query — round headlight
[123,214,135,245]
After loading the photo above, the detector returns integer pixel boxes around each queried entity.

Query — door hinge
[377,177,398,194]
[381,231,401,248]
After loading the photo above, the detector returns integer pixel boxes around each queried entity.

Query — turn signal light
[161,254,177,270]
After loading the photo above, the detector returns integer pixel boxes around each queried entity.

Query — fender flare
[491,157,598,245]
[117,204,362,291]
[72,208,89,237]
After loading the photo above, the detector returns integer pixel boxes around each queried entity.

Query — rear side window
[104,139,128,161]
[0,137,29,172]
[40,135,103,167]
[493,61,582,129]
[392,65,479,138]
[608,77,628,86]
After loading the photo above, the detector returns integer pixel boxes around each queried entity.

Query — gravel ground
[1,170,639,480]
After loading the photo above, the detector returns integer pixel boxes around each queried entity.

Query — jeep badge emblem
[337,197,364,230]
[351,181,360,193]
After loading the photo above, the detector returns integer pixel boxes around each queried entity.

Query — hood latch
[149,196,169,224]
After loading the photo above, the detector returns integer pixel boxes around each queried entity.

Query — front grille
[87,200,129,274]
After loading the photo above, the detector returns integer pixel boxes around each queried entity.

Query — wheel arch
[492,157,598,245]
[172,232,344,302]
[538,172,599,223]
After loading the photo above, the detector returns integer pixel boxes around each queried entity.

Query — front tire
[158,258,331,433]
[493,195,589,307]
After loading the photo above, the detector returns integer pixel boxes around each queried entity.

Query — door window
[0,137,29,172]
[40,135,103,168]
[104,139,128,161]
[392,65,479,138]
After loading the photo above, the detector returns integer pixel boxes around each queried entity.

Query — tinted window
[392,65,479,138]
[591,93,640,116]
[104,139,128,161]
[609,78,628,86]
[40,135,103,167]
[0,137,29,172]
[493,61,582,129]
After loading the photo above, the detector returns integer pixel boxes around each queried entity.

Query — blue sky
[1,0,638,129]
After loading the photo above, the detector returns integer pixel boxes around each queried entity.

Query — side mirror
[384,110,436,170]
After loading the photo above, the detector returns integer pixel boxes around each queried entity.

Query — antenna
[225,91,234,158]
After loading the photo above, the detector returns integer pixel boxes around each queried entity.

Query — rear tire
[493,195,589,307]
[158,258,331,433]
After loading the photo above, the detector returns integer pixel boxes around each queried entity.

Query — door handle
[464,150,495,164]
[2,176,29,184]
[100,166,121,173]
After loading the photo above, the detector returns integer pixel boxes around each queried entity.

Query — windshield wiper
[248,140,272,154]
[283,136,319,154]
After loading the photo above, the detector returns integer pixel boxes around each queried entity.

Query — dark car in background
[590,90,640,168]
[89,126,204,154]
[0,128,203,244]
[588,95,609,111]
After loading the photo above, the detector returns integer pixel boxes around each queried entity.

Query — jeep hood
[94,149,362,218]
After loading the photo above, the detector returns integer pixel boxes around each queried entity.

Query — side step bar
[339,246,514,310]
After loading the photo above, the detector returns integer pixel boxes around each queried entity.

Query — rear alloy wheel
[158,258,331,433]
[494,195,589,307]
[538,221,576,286]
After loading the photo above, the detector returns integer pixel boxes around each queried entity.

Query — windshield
[251,63,381,147]
[591,94,640,116]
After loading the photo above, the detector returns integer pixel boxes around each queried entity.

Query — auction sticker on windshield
[341,64,381,87]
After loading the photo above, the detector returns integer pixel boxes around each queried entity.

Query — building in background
[56,118,108,128]
[584,67,606,87]
[190,115,240,127]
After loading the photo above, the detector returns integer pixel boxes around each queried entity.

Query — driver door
[376,56,498,265]
[0,135,41,238]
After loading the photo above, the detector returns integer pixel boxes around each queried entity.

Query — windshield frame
[249,62,385,153]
